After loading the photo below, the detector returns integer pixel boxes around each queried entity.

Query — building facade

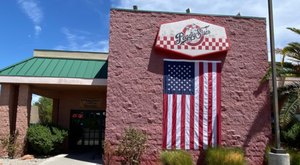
[106,9,271,165]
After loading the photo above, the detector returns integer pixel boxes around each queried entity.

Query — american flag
[162,59,221,150]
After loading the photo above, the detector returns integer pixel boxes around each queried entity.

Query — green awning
[0,57,107,79]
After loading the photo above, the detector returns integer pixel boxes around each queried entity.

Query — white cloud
[34,25,42,36]
[112,0,300,49]
[55,28,109,52]
[17,0,43,36]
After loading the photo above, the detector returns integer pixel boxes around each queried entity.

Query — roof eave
[0,76,107,86]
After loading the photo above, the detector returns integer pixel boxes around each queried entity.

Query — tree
[34,96,53,124]
[281,28,300,63]
[271,27,300,149]
[262,28,300,82]
[276,28,300,122]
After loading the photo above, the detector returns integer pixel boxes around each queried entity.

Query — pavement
[40,152,103,165]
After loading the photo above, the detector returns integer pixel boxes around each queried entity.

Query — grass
[160,150,193,165]
[205,147,246,165]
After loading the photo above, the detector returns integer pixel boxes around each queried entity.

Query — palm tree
[273,27,300,149]
[261,28,300,82]
[277,27,300,119]
[281,28,300,64]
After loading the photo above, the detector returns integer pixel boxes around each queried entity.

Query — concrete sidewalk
[40,152,103,165]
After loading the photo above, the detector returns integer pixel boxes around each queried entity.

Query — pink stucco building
[106,9,271,165]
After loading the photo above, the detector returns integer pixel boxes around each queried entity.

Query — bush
[160,150,193,165]
[282,122,300,149]
[289,150,300,165]
[27,124,68,155]
[264,145,271,165]
[116,128,147,165]
[205,147,246,165]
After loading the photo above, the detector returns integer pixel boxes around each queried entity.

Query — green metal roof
[0,57,107,79]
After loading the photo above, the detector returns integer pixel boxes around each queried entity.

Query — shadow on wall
[147,47,228,75]
[243,81,271,150]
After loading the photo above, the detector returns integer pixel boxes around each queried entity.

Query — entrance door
[69,110,105,154]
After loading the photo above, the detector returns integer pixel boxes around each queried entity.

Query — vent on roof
[133,5,138,10]
[186,8,191,13]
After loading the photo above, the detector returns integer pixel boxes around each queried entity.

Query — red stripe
[181,95,186,149]
[171,94,177,149]
[199,62,204,149]
[162,94,168,149]
[190,96,195,149]
[217,63,222,145]
[208,63,213,146]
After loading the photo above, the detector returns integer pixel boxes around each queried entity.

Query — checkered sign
[155,19,230,57]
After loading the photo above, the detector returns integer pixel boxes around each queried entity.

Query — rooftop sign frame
[155,18,230,58]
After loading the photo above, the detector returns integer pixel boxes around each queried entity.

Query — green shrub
[282,122,300,149]
[289,150,300,165]
[205,147,246,165]
[116,128,147,165]
[27,124,68,155]
[160,150,193,165]
[264,145,271,165]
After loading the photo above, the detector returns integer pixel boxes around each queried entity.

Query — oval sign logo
[155,18,230,58]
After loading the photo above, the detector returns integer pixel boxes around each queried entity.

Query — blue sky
[0,0,110,69]
[1,0,300,70]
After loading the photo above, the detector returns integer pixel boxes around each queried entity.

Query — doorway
[69,110,105,154]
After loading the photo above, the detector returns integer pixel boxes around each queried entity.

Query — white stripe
[164,59,222,63]
[212,63,217,147]
[194,62,199,149]
[167,95,173,149]
[203,62,208,149]
[176,95,182,149]
[185,95,190,149]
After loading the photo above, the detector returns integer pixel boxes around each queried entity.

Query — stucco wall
[106,9,271,165]
[15,85,31,156]
[0,84,13,157]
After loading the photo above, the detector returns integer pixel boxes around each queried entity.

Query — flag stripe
[194,62,200,149]
[190,96,194,149]
[185,95,190,149]
[203,62,208,149]
[199,62,204,149]
[212,63,217,147]
[172,94,176,149]
[167,94,173,149]
[208,63,213,146]
[162,94,168,149]
[181,95,186,149]
[176,95,181,149]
